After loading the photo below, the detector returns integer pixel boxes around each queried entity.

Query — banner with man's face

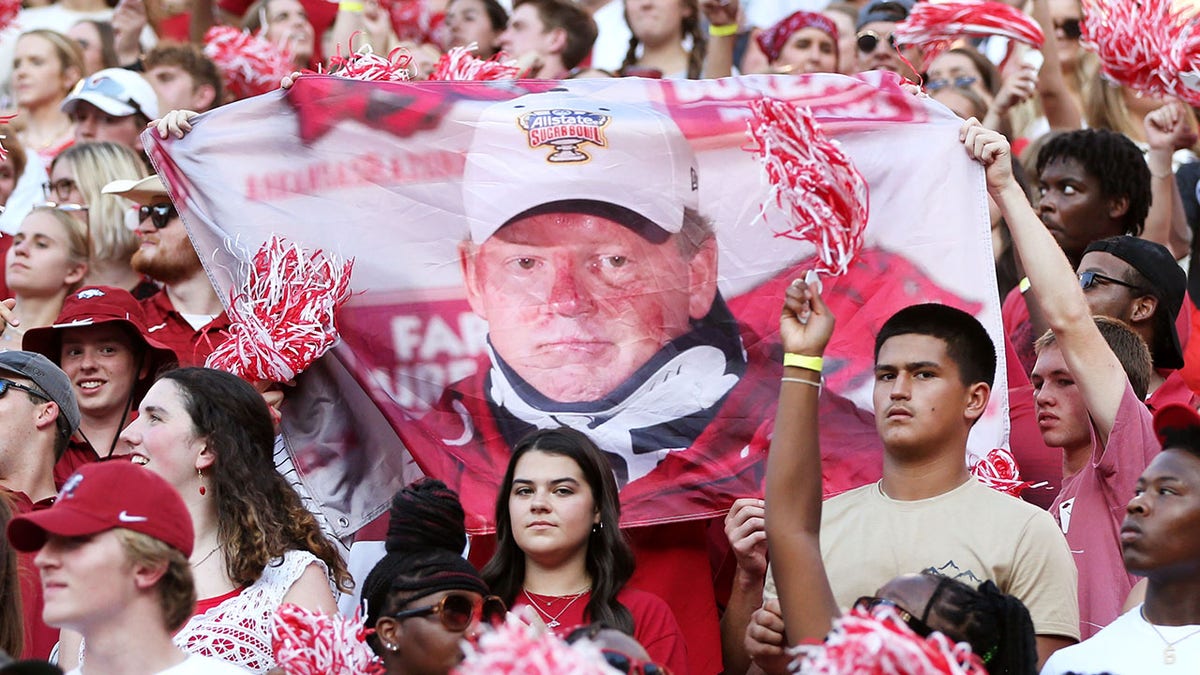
[146,73,1006,536]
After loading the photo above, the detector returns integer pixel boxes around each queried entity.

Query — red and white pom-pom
[430,44,522,81]
[205,235,354,383]
[1080,0,1179,99]
[272,603,384,675]
[454,617,619,675]
[894,0,1044,66]
[0,0,20,35]
[746,98,867,278]
[203,26,294,100]
[0,113,19,162]
[794,605,988,674]
[327,43,413,82]
[971,447,1047,498]
[1168,7,1200,106]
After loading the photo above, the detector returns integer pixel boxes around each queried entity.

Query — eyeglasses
[857,30,896,54]
[139,203,177,230]
[42,178,79,202]
[0,378,50,402]
[390,593,506,632]
[1054,17,1082,39]
[601,650,671,675]
[853,596,935,638]
[1078,270,1143,293]
[35,201,88,214]
[926,76,979,92]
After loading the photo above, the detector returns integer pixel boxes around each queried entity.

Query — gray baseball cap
[0,350,81,439]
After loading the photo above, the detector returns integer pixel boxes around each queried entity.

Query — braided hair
[922,574,1038,675]
[620,0,706,79]
[362,479,489,653]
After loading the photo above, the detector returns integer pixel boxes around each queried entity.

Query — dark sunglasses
[853,596,935,638]
[856,30,896,54]
[139,203,178,230]
[1054,17,1082,39]
[42,178,79,202]
[1078,270,1142,293]
[0,378,50,402]
[925,76,979,92]
[601,650,670,675]
[390,593,506,632]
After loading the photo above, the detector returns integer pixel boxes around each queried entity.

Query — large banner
[146,73,1007,536]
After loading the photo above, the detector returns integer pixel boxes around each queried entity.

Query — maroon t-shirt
[140,289,231,368]
[4,488,57,660]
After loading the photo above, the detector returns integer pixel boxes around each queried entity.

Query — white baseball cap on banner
[462,87,700,242]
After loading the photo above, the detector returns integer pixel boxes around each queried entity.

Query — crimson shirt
[140,289,231,368]
[4,488,57,660]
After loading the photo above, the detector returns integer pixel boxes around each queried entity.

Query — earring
[384,642,398,652]
[197,467,206,496]
[592,521,603,533]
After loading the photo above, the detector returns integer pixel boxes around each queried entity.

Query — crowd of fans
[0,0,1199,673]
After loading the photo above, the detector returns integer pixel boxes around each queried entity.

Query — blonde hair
[23,206,90,294]
[114,529,196,632]
[51,142,147,264]
[17,29,84,95]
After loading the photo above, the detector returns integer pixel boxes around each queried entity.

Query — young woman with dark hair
[52,367,353,673]
[481,427,689,673]
[362,478,505,675]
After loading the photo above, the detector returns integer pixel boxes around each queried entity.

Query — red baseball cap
[7,461,194,556]
[1152,402,1200,445]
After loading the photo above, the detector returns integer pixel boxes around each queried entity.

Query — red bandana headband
[757,11,839,64]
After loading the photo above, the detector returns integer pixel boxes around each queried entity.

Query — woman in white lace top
[62,367,353,673]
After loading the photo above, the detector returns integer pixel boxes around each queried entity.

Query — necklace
[191,545,220,568]
[522,586,590,629]
[1142,606,1200,664]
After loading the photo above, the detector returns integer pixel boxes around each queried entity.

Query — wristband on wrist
[339,1,364,11]
[708,23,738,37]
[1018,277,1031,295]
[783,353,823,372]
[781,376,820,388]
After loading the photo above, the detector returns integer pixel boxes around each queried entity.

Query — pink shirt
[1050,381,1158,639]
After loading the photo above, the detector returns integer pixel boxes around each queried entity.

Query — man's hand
[725,498,767,580]
[112,0,148,65]
[779,276,835,358]
[989,63,1038,118]
[149,109,199,139]
[1145,99,1198,153]
[700,0,739,30]
[960,118,1014,196]
[745,599,790,675]
[0,298,17,337]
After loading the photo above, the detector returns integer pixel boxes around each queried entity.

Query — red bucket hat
[23,286,179,375]
[7,460,194,556]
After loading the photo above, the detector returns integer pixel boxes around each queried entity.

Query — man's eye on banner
[145,74,1007,537]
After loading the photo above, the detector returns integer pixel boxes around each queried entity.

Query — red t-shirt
[511,587,690,674]
[140,289,231,367]
[1049,381,1158,639]
[4,488,58,660]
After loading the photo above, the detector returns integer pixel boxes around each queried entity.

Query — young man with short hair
[963,120,1160,639]
[7,461,248,674]
[1041,402,1200,673]
[497,0,599,77]
[142,44,223,113]
[61,68,160,153]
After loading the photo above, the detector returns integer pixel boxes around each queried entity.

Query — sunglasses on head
[853,596,936,638]
[390,593,506,632]
[856,30,896,54]
[139,203,177,230]
[0,378,50,402]
[925,76,979,92]
[601,650,670,675]
[1078,270,1143,293]
[1054,17,1082,39]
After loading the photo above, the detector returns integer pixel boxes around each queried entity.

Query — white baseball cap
[62,68,160,120]
[462,87,699,242]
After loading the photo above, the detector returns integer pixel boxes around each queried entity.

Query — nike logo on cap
[118,511,148,523]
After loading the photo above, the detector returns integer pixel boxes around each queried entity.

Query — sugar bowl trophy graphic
[518,107,611,162]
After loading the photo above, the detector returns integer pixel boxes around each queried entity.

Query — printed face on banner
[459,211,717,403]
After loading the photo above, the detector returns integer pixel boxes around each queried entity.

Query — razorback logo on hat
[518,109,610,163]
[76,288,106,300]
[60,473,83,499]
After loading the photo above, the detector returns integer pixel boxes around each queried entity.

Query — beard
[131,241,203,285]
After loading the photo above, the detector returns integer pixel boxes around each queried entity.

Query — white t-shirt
[1041,604,1200,675]
[67,653,251,674]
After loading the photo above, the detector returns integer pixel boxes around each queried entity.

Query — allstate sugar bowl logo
[518,109,611,163]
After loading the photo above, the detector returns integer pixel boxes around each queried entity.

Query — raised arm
[961,119,1126,440]
[1029,0,1082,131]
[764,278,840,645]
[1141,100,1195,259]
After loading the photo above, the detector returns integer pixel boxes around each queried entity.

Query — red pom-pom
[894,0,1044,67]
[971,447,1046,497]
[455,617,617,674]
[272,603,384,675]
[203,26,294,100]
[430,45,522,81]
[1080,0,1186,100]
[205,235,354,383]
[794,605,989,674]
[327,43,414,82]
[0,0,20,34]
[745,98,868,278]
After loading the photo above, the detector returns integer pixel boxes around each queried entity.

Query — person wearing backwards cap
[100,176,230,368]
[23,286,179,486]
[0,350,81,660]
[7,461,248,674]
[61,69,159,155]
[1041,402,1200,674]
